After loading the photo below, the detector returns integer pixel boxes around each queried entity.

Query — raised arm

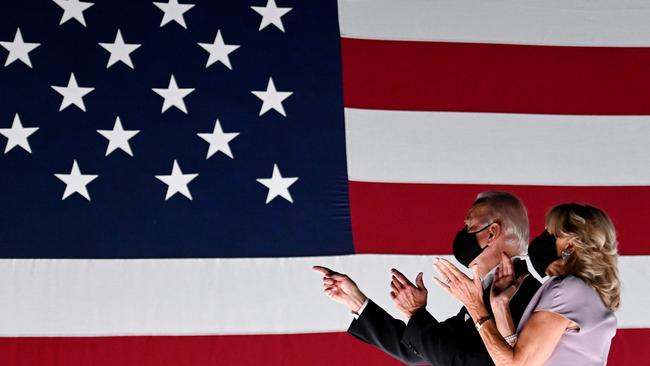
[433,258,570,366]
[312,265,425,364]
[470,306,569,366]
[393,268,497,365]
[489,252,520,339]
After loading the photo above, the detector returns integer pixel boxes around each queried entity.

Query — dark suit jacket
[347,259,541,366]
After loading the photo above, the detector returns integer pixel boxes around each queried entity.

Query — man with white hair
[314,191,541,365]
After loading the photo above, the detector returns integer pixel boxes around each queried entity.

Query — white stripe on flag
[338,0,650,46]
[0,255,646,336]
[345,108,650,185]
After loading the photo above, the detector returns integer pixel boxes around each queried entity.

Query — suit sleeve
[401,307,495,366]
[347,299,426,365]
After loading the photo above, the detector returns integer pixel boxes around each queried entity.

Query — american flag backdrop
[0,0,649,365]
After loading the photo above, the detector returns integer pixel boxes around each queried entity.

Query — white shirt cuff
[352,298,370,319]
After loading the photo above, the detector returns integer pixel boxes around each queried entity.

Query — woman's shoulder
[546,275,590,291]
[536,275,616,332]
[537,275,605,314]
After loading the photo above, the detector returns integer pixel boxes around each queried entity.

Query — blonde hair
[546,203,621,312]
[474,191,529,255]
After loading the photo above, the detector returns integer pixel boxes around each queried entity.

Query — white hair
[473,191,529,255]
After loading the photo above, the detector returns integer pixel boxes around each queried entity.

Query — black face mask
[528,230,560,278]
[452,223,492,268]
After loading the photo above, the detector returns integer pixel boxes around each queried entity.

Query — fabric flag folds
[0,1,649,365]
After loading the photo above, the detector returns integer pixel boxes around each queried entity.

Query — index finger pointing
[312,266,333,275]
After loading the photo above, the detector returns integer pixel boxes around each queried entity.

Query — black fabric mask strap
[470,221,494,234]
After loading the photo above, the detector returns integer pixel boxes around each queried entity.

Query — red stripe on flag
[0,329,644,365]
[341,37,650,114]
[0,333,399,366]
[607,328,650,365]
[349,181,650,255]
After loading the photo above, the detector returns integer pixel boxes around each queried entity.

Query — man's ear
[487,223,501,242]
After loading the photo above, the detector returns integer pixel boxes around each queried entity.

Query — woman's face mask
[528,230,560,277]
[452,222,493,268]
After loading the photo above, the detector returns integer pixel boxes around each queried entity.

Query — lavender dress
[516,275,617,365]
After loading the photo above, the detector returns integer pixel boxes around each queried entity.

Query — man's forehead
[465,204,488,224]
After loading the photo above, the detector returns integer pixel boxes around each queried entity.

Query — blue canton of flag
[0,0,353,258]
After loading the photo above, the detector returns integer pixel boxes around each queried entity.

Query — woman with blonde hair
[433,203,620,366]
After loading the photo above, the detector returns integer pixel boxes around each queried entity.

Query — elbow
[494,350,520,366]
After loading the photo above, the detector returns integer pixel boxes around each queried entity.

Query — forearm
[348,300,424,365]
[402,308,497,366]
[467,304,518,366]
[491,302,515,338]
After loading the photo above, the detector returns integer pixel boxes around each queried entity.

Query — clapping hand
[389,268,427,319]
[433,258,485,316]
